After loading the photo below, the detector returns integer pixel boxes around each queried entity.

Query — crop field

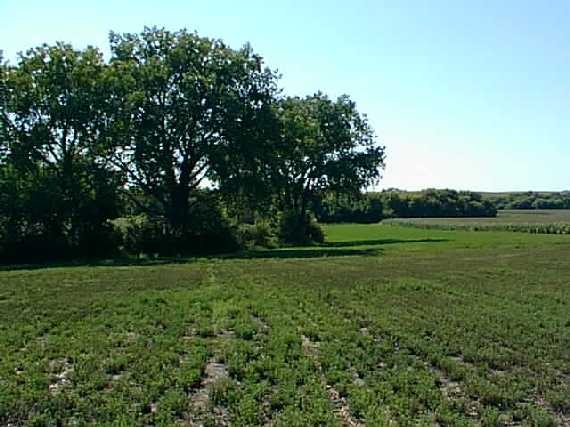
[388,209,570,225]
[384,210,570,234]
[1,225,569,426]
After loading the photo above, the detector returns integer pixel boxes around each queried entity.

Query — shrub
[74,222,122,258]
[305,220,325,244]
[0,220,121,264]
[112,214,154,256]
[237,221,279,249]
[279,211,325,245]
[113,196,240,257]
[0,232,69,264]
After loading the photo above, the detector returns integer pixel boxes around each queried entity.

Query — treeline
[312,188,570,225]
[313,193,384,224]
[0,27,385,263]
[487,192,570,210]
[382,189,497,218]
[314,189,497,223]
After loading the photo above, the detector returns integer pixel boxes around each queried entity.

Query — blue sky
[2,0,569,191]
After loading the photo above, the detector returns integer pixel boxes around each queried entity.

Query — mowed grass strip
[0,225,569,426]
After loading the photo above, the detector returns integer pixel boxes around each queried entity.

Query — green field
[1,225,569,426]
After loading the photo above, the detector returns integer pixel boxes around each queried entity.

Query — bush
[305,220,325,244]
[0,162,122,264]
[112,214,152,256]
[0,216,121,264]
[279,211,325,245]
[0,232,69,264]
[113,196,240,257]
[74,222,122,258]
[237,221,279,249]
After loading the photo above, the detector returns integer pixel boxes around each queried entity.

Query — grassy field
[1,225,569,426]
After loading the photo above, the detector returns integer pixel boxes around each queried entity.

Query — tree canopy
[0,27,387,262]
[104,28,279,230]
[274,94,385,241]
[1,44,121,260]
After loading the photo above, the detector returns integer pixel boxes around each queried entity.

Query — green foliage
[314,192,384,223]
[0,161,121,263]
[236,221,279,249]
[0,28,384,262]
[313,189,496,224]
[485,191,570,210]
[382,189,497,218]
[279,211,325,245]
[0,43,122,262]
[276,94,385,204]
[273,94,385,239]
[111,214,151,255]
[112,194,239,256]
[105,27,279,232]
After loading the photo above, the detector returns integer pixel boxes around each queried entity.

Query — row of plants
[1,225,568,424]
[384,219,570,234]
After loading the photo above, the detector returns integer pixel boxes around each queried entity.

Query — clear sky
[2,0,569,191]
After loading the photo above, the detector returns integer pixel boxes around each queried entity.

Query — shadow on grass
[237,237,449,259]
[0,257,196,272]
[0,237,449,271]
[231,247,383,259]
[321,238,449,248]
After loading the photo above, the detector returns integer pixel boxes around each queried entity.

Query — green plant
[279,211,325,244]
[237,221,279,249]
[0,224,568,425]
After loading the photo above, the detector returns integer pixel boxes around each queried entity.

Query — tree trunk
[169,157,192,233]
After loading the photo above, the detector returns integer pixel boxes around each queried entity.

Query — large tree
[106,27,279,231]
[0,50,8,161]
[0,43,121,256]
[275,93,385,241]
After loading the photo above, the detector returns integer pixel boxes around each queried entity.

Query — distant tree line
[314,189,497,223]
[0,28,385,263]
[313,193,385,224]
[487,192,570,210]
[381,189,497,218]
[314,188,570,224]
